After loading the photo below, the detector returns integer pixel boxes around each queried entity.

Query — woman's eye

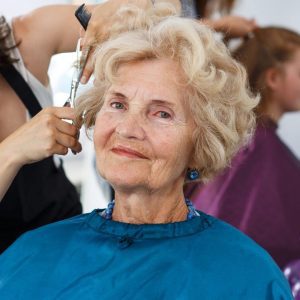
[157,111,171,119]
[111,102,125,109]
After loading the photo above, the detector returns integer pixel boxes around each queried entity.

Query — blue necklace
[102,198,199,221]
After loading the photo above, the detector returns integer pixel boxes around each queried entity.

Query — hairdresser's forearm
[0,142,22,202]
[200,16,257,38]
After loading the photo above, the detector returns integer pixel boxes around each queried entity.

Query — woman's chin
[104,172,146,191]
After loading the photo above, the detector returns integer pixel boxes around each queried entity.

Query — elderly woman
[0,4,292,299]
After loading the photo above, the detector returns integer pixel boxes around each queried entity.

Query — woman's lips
[111,146,148,159]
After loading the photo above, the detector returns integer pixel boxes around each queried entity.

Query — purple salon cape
[190,118,300,268]
[284,259,300,299]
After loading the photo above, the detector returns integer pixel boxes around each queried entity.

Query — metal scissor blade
[63,39,90,108]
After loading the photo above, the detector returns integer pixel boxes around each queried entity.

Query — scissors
[64,38,90,108]
[63,38,90,154]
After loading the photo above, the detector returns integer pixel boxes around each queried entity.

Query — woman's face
[273,49,300,112]
[94,59,195,192]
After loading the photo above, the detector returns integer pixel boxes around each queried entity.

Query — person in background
[0,4,292,299]
[189,27,300,269]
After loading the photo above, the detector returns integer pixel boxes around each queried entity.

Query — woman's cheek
[94,113,116,143]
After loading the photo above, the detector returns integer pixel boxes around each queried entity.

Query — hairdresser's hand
[2,107,82,167]
[80,0,181,84]
[206,15,257,38]
[80,0,152,84]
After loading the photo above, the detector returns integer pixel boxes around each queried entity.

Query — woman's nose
[115,112,146,140]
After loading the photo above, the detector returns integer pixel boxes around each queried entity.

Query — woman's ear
[264,67,282,91]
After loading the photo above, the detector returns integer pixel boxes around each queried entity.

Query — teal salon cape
[0,210,293,299]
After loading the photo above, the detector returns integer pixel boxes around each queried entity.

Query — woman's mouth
[111,146,148,159]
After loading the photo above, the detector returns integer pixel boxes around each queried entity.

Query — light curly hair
[76,3,258,182]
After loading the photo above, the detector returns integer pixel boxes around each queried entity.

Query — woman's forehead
[106,59,187,102]
[106,83,187,109]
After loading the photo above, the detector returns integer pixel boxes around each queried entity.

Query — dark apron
[0,64,82,253]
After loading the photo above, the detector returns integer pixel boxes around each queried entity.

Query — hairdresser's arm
[0,107,81,202]
[202,15,257,38]
[11,5,96,85]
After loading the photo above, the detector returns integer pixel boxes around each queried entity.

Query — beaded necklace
[102,198,200,220]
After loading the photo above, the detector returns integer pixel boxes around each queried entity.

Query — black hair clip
[75,4,91,31]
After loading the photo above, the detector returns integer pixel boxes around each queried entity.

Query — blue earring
[187,168,200,181]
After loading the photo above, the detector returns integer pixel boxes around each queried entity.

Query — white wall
[233,0,300,29]
[0,0,70,18]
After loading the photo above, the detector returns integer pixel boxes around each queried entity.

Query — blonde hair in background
[76,3,258,182]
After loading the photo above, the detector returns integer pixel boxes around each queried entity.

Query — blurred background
[1,0,299,211]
